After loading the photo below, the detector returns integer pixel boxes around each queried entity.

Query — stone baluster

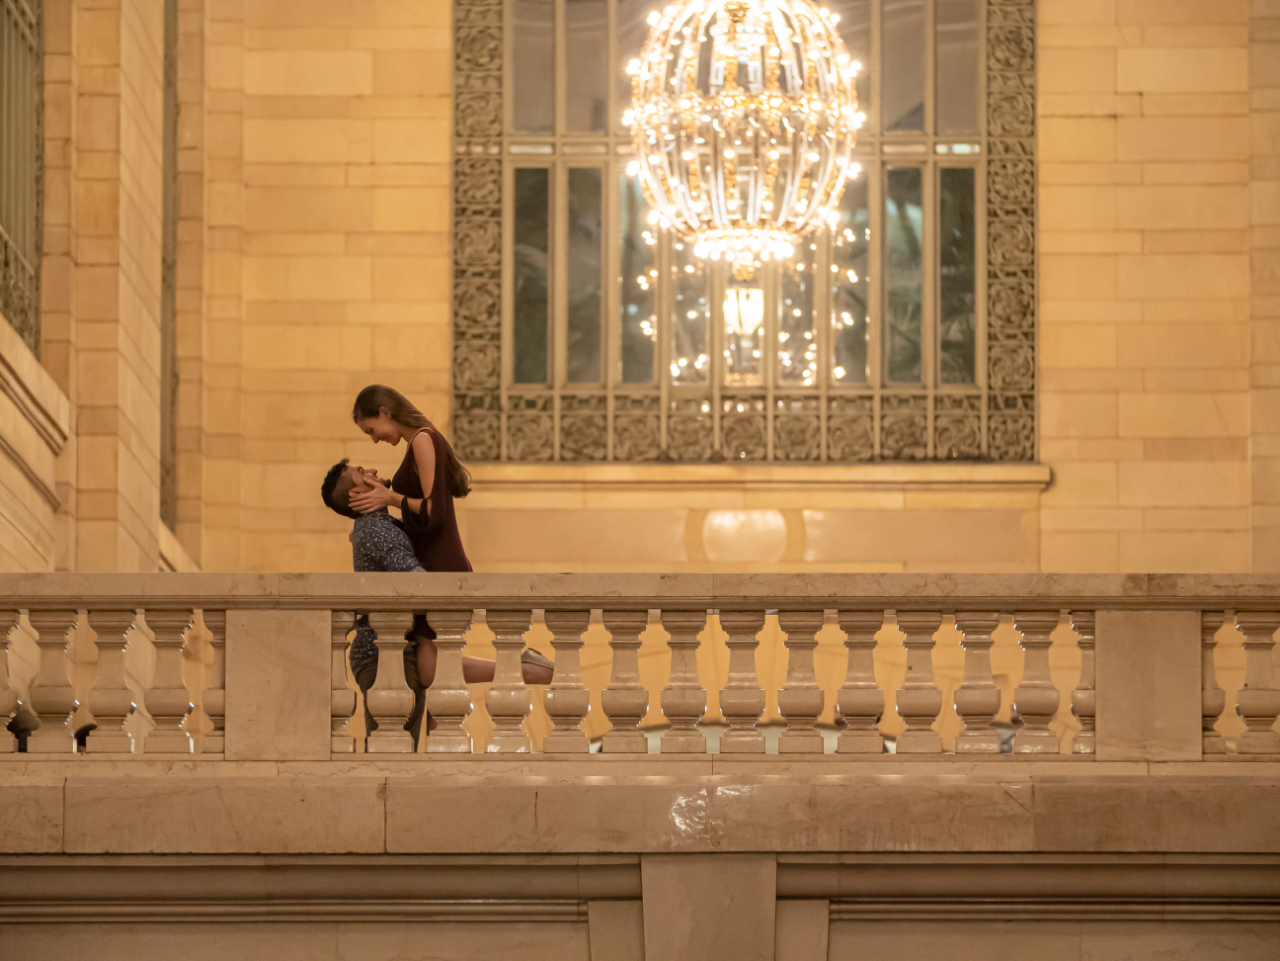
[1069,611,1096,755]
[599,610,649,753]
[1012,611,1062,754]
[893,611,943,753]
[364,611,416,753]
[542,610,590,753]
[659,610,708,753]
[1199,611,1227,755]
[25,610,78,753]
[196,610,226,753]
[0,611,19,752]
[953,611,1003,754]
[330,611,357,754]
[835,611,884,754]
[486,610,534,753]
[424,610,475,753]
[718,610,767,754]
[1234,612,1280,754]
[777,611,826,753]
[143,609,195,753]
[84,610,139,752]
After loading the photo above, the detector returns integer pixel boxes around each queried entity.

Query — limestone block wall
[4,0,1279,574]
[198,0,453,572]
[1038,0,1264,572]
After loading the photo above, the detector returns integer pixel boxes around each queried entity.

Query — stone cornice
[0,572,1277,611]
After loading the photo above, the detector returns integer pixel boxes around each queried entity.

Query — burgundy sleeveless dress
[391,428,472,573]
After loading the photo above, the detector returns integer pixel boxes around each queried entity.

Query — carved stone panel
[934,394,983,460]
[614,395,661,462]
[722,396,768,461]
[773,396,821,462]
[881,395,929,461]
[828,395,875,462]
[666,397,714,462]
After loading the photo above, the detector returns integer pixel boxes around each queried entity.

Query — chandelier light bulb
[626,0,859,273]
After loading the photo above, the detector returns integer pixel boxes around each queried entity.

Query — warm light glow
[723,286,765,337]
[626,0,859,272]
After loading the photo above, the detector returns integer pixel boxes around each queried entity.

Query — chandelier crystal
[624,0,862,275]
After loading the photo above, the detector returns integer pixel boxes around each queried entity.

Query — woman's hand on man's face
[348,481,395,514]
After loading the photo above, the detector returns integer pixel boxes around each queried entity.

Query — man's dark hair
[321,459,360,520]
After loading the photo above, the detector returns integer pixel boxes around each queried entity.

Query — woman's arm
[400,430,436,517]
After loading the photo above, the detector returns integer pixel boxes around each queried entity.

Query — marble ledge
[468,462,1054,491]
[3,771,1277,855]
[1,756,1277,780]
[2,571,1279,611]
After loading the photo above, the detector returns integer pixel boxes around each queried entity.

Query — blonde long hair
[352,385,471,498]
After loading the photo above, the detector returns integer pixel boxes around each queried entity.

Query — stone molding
[0,854,637,923]
[0,309,69,510]
[0,853,1275,924]
[0,572,1278,612]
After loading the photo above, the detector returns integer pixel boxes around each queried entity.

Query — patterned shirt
[349,510,423,662]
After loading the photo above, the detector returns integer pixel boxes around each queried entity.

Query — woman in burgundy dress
[347,385,552,693]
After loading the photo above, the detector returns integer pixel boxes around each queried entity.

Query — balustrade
[894,612,944,753]
[542,610,591,753]
[953,611,1002,754]
[1,610,19,753]
[1200,612,1226,756]
[0,580,1274,762]
[718,610,767,753]
[146,609,195,753]
[600,610,649,753]
[777,611,825,753]
[1070,611,1096,756]
[1012,611,1062,754]
[835,611,884,754]
[1234,612,1280,754]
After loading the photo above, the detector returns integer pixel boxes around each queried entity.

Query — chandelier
[624,0,862,275]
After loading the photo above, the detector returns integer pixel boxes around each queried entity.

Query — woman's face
[356,410,400,445]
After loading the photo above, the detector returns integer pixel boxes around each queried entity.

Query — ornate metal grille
[0,0,43,356]
[451,0,1037,463]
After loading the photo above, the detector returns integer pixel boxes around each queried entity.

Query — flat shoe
[521,648,554,671]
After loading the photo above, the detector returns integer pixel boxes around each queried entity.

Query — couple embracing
[320,385,552,745]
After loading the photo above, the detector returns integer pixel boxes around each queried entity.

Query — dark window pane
[672,242,709,385]
[513,168,550,384]
[936,0,979,133]
[567,167,603,383]
[566,0,608,132]
[831,177,870,385]
[884,166,923,383]
[779,242,818,385]
[620,173,656,383]
[939,167,976,384]
[513,0,555,133]
[883,0,925,132]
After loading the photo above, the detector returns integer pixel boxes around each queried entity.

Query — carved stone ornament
[451,0,1037,464]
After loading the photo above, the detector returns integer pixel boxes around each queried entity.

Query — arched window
[452,0,1035,462]
[0,0,43,355]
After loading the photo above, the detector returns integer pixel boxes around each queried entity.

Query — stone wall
[1037,0,1265,572]
[197,0,454,572]
[2,0,1279,573]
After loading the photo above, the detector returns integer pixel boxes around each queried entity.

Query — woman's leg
[414,638,552,687]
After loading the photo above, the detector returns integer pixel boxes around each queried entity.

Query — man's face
[345,464,380,493]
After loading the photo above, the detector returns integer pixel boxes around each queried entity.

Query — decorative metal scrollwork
[452,0,1038,465]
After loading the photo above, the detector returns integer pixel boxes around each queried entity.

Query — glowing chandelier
[624,0,862,275]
